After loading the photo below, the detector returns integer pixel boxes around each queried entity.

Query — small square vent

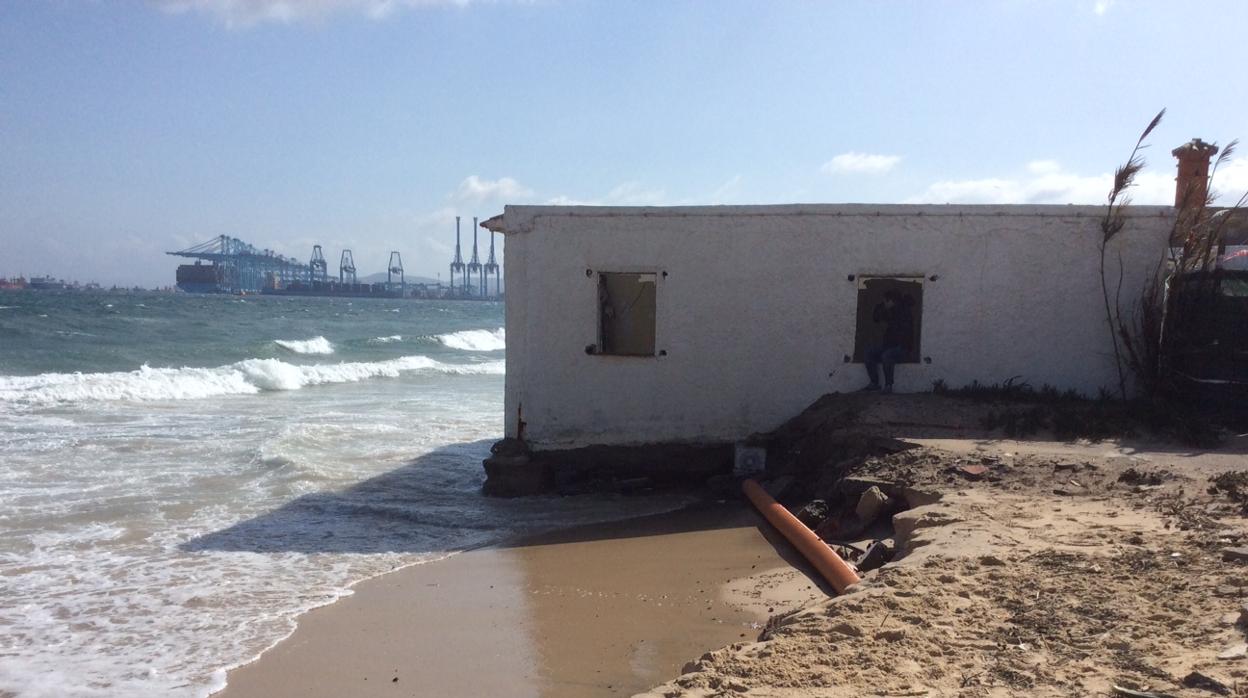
[734,444,766,476]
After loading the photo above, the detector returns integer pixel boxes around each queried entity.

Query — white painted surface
[500,204,1174,449]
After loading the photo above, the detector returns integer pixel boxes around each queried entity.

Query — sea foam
[435,327,505,352]
[0,356,505,406]
[274,337,334,355]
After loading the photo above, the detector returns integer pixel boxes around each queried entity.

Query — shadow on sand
[180,439,808,571]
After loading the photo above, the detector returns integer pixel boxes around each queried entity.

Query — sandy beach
[216,501,823,697]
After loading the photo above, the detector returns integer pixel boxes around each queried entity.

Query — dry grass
[1101,113,1246,403]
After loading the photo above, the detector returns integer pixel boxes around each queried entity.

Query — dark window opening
[852,276,923,363]
[597,272,657,356]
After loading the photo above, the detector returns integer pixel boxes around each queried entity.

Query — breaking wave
[0,356,505,406]
[275,336,334,355]
[435,327,505,352]
[369,335,403,344]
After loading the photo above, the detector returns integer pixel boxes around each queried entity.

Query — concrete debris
[794,500,829,529]
[854,486,890,525]
[1221,546,1248,562]
[1216,643,1247,660]
[1181,670,1230,695]
[1215,585,1245,598]
[856,540,894,573]
[1111,686,1176,698]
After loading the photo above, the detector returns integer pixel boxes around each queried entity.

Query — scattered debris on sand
[642,394,1248,698]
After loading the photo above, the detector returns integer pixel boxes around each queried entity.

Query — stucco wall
[501,204,1173,449]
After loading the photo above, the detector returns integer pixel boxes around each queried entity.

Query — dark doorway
[852,276,923,363]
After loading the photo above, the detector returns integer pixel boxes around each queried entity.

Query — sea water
[0,291,680,697]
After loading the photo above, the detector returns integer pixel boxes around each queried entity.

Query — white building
[486,203,1174,455]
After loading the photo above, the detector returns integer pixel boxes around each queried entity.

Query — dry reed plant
[1101,112,1246,400]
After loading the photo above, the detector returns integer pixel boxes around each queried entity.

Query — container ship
[175,263,227,294]
[28,276,67,290]
[261,279,407,299]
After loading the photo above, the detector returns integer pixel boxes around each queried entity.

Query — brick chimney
[1172,138,1219,207]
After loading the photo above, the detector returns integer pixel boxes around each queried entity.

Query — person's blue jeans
[865,345,904,387]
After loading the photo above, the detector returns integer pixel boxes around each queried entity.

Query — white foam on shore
[0,356,505,407]
[435,327,505,352]
[274,336,334,355]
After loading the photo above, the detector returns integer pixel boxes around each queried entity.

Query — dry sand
[645,435,1248,697]
[215,502,822,698]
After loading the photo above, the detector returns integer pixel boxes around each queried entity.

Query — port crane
[387,252,405,293]
[167,235,309,294]
[339,250,356,285]
[309,245,328,283]
[450,217,467,297]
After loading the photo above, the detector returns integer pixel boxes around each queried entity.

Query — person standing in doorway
[862,290,914,394]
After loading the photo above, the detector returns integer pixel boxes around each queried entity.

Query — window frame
[592,269,660,358]
[851,274,925,364]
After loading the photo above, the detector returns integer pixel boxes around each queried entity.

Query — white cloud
[544,181,667,207]
[905,160,1192,206]
[821,152,901,175]
[450,175,534,205]
[1210,157,1248,204]
[1026,160,1061,175]
[151,0,488,27]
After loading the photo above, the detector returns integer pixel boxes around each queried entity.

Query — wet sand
[216,501,821,697]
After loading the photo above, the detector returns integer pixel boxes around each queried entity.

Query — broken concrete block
[1222,546,1248,562]
[481,454,552,497]
[855,486,890,524]
[1215,585,1245,598]
[1182,671,1229,694]
[1217,643,1247,660]
[835,475,941,510]
[857,540,895,573]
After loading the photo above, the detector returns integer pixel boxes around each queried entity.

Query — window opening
[597,272,656,356]
[852,276,923,364]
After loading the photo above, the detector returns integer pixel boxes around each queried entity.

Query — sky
[2,0,1247,287]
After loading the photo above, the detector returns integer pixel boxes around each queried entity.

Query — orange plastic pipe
[742,479,860,594]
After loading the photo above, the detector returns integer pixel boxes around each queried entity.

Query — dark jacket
[874,302,914,351]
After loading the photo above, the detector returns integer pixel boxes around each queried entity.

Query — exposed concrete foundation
[482,440,732,497]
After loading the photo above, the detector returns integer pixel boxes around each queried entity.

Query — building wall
[501,204,1174,449]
